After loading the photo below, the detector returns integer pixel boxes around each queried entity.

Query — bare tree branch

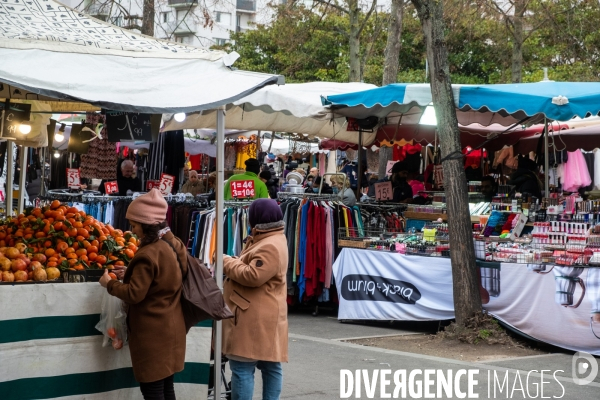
[312,0,349,15]
[357,0,377,38]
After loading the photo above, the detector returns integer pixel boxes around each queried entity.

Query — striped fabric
[0,283,210,400]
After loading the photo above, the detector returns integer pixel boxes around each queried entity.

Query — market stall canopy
[320,121,572,153]
[513,123,600,154]
[262,138,324,155]
[321,82,600,128]
[0,0,282,115]
[162,82,377,145]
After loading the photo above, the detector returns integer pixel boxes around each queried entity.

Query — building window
[161,12,170,23]
[215,38,228,46]
[215,11,231,25]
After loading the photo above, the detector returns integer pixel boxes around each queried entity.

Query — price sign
[159,173,175,195]
[374,181,393,201]
[66,168,81,189]
[230,180,255,198]
[104,181,119,195]
[146,180,160,191]
[386,160,397,177]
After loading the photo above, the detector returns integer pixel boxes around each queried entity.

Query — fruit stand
[0,200,212,399]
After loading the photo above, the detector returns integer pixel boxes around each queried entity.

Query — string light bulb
[53,151,60,159]
[54,123,66,143]
[19,122,31,134]
[174,113,186,122]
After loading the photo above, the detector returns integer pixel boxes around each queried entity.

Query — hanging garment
[563,149,592,192]
[594,149,600,190]
[80,113,118,180]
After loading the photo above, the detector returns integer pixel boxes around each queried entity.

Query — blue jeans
[229,359,283,400]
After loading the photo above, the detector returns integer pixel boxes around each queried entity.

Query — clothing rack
[211,200,254,207]
[277,192,340,201]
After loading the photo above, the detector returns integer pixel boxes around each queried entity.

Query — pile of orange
[0,199,138,283]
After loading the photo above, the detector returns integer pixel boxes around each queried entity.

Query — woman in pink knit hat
[99,189,188,400]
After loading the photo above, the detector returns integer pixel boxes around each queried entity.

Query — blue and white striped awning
[321,82,600,126]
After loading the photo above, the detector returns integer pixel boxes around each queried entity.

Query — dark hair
[259,170,272,180]
[138,221,169,247]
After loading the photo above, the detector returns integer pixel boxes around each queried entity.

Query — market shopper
[98,159,142,196]
[222,198,288,400]
[330,175,356,206]
[259,170,279,199]
[99,189,187,400]
[180,170,204,196]
[390,161,413,203]
[224,158,269,200]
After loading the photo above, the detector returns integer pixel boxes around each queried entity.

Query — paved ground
[222,310,600,399]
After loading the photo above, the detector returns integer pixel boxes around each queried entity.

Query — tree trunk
[511,0,526,83]
[382,0,404,86]
[142,0,155,36]
[378,0,404,181]
[348,0,361,82]
[411,0,482,326]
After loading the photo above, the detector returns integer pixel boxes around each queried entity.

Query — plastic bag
[95,291,128,350]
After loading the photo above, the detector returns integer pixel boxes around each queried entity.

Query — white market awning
[0,0,282,117]
[162,82,378,145]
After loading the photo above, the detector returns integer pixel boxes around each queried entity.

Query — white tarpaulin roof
[0,0,282,115]
[162,82,377,145]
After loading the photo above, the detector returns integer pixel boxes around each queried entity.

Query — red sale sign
[230,180,255,198]
[159,173,175,195]
[66,168,80,188]
[104,181,119,195]
[146,180,160,191]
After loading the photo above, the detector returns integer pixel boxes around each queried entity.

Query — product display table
[333,248,600,355]
[0,283,211,400]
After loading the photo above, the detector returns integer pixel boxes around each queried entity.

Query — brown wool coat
[106,231,188,382]
[222,222,289,362]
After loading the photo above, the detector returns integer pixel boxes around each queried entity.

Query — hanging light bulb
[174,113,186,122]
[53,151,60,159]
[19,122,31,134]
[54,123,66,143]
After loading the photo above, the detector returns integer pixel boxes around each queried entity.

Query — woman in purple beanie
[222,198,289,400]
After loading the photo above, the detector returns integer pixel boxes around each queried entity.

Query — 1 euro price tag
[66,168,81,189]
[159,173,175,195]
[374,181,393,201]
[230,180,255,198]
[104,181,119,195]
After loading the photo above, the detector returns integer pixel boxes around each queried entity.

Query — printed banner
[333,249,600,355]
[333,248,455,321]
[66,168,80,188]
[483,262,600,356]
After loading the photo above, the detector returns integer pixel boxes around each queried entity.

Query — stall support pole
[544,118,549,197]
[214,105,226,400]
[18,146,27,214]
[6,143,13,217]
[357,130,363,199]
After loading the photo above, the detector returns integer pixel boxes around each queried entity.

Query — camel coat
[107,231,188,382]
[222,222,289,362]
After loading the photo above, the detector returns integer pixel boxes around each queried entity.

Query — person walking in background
[180,170,204,196]
[222,199,289,400]
[224,158,269,200]
[99,189,187,400]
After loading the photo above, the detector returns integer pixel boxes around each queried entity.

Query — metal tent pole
[214,106,226,400]
[18,146,27,214]
[357,130,363,199]
[544,118,549,197]
[6,143,13,217]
